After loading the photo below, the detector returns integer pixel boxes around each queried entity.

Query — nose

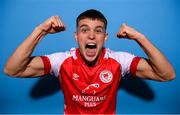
[88,30,95,40]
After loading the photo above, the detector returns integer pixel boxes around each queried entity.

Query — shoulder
[40,48,78,77]
[104,48,135,61]
[41,48,78,68]
[45,48,77,60]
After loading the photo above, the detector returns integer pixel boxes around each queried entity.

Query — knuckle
[51,16,55,19]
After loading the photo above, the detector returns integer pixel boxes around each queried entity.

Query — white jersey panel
[105,49,136,76]
[45,48,76,77]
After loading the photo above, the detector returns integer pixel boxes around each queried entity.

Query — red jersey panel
[41,48,141,114]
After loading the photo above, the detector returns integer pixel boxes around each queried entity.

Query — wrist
[35,25,48,36]
[30,26,47,42]
[135,34,147,42]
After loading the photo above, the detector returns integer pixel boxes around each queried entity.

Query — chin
[84,56,98,66]
[86,57,96,63]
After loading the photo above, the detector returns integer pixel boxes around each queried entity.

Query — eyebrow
[79,24,88,28]
[79,24,104,29]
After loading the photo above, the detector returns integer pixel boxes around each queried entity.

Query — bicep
[136,58,161,81]
[17,56,45,77]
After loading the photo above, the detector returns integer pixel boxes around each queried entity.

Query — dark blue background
[1,0,180,114]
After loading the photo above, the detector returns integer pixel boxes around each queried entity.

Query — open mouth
[85,43,97,49]
[85,43,97,57]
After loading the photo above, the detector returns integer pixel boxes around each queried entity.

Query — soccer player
[4,9,175,114]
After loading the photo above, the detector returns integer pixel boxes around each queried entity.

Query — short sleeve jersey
[41,48,141,114]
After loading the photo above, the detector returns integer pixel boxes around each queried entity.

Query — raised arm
[4,16,66,77]
[117,23,175,81]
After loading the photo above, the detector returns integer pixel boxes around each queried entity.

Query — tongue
[86,48,96,57]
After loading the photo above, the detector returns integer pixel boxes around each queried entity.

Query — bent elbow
[168,70,176,81]
[3,67,17,77]
[159,70,176,82]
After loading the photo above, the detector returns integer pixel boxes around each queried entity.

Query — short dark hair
[76,9,107,29]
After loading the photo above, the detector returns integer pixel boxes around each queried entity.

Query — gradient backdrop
[1,0,180,114]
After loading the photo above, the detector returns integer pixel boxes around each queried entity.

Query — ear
[74,31,78,41]
[104,32,108,41]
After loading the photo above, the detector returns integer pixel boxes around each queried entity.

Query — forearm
[136,36,175,80]
[4,27,45,76]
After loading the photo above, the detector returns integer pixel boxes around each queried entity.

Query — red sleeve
[40,56,51,75]
[130,57,141,76]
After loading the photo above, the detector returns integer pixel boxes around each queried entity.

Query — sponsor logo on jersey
[100,70,113,83]
[82,83,100,95]
[72,95,107,108]
[73,73,80,80]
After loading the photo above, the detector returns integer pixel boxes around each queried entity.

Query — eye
[95,28,104,34]
[95,29,102,33]
[80,28,89,33]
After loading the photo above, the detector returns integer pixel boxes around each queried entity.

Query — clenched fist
[117,23,145,40]
[38,16,66,35]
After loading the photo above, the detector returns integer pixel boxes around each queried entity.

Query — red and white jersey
[41,48,141,114]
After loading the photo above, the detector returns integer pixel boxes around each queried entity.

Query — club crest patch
[100,70,113,83]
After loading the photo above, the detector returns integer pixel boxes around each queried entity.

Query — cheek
[98,37,106,45]
[77,37,85,47]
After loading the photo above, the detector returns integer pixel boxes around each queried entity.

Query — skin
[74,19,108,66]
[4,16,175,81]
[117,23,175,81]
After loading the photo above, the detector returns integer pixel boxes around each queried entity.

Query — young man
[4,9,175,114]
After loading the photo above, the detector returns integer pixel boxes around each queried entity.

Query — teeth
[86,43,96,49]
[88,43,96,46]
